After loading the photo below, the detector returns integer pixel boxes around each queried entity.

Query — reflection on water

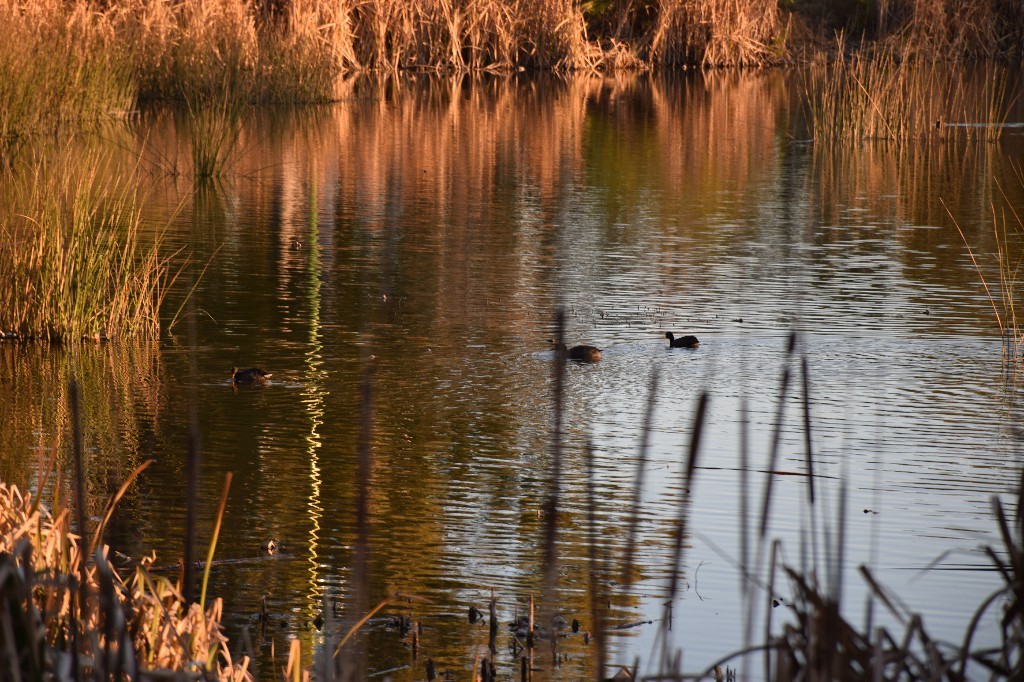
[3,71,1024,679]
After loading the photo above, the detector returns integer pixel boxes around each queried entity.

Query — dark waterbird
[232,367,272,383]
[549,340,602,362]
[665,332,699,349]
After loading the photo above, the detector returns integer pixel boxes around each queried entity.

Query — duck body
[550,340,602,362]
[232,366,272,382]
[665,332,699,349]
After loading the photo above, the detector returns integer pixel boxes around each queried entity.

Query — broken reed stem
[621,368,659,588]
[801,355,821,593]
[200,472,233,610]
[88,459,155,559]
[184,291,201,605]
[542,309,566,646]
[764,539,780,680]
[662,391,709,669]
[945,198,1004,335]
[759,332,798,541]
[69,376,89,642]
[585,438,606,682]
[341,356,376,678]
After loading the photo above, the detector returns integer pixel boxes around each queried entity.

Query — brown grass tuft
[0,480,251,680]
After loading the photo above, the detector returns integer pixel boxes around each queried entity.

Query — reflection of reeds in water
[0,339,163,516]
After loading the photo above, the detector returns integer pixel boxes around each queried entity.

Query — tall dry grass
[876,0,1024,59]
[947,164,1024,362]
[344,0,592,71]
[650,0,786,67]
[803,41,1017,142]
[2,0,1021,115]
[0,0,135,152]
[0,149,175,342]
[0,478,251,680]
[109,0,591,99]
[111,0,352,102]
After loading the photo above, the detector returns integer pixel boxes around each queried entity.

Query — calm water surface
[3,72,1024,679]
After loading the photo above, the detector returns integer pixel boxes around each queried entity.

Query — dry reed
[0,480,251,680]
[650,0,786,67]
[0,0,135,151]
[803,40,1017,142]
[946,165,1024,362]
[0,149,175,342]
[2,0,1020,117]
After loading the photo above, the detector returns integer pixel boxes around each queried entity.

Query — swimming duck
[549,340,602,362]
[232,367,272,382]
[665,332,699,349]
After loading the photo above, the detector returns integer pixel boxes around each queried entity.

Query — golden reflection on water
[2,71,1023,679]
[0,340,161,517]
[293,156,329,636]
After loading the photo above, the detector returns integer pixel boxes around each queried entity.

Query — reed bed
[876,0,1024,60]
[0,0,135,152]
[112,0,351,103]
[0,478,251,680]
[1,0,1020,117]
[650,0,785,67]
[0,149,174,342]
[803,41,1017,143]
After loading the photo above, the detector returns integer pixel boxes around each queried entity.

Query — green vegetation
[0,150,174,342]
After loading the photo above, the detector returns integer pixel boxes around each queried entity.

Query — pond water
[4,71,1024,679]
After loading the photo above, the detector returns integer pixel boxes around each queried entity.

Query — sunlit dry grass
[0,0,135,152]
[804,41,1016,142]
[650,0,786,67]
[0,149,175,342]
[0,479,251,680]
[2,0,1021,117]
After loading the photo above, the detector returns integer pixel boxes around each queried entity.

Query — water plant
[947,165,1024,362]
[186,90,245,180]
[0,149,175,342]
[803,38,1018,143]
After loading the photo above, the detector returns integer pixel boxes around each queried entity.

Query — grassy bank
[2,0,1022,115]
